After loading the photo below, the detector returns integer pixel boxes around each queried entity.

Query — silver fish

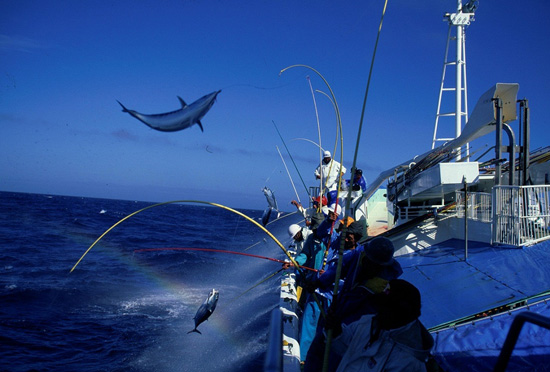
[261,207,272,226]
[188,289,219,335]
[117,90,221,132]
[262,187,279,211]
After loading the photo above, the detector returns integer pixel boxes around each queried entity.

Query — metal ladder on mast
[431,1,477,159]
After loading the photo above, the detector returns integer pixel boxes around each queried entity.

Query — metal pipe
[521,100,530,185]
[493,311,550,372]
[502,123,516,186]
[463,176,468,260]
[493,98,503,185]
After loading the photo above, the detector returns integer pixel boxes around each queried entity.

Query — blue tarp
[396,239,550,371]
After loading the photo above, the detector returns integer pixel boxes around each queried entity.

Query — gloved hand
[364,277,389,294]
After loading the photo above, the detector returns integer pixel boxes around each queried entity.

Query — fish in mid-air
[117,90,221,132]
[261,187,281,226]
[188,289,219,335]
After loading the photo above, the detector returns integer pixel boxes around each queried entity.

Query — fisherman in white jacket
[315,151,347,206]
[329,279,434,372]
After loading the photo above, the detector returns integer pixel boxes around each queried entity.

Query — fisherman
[327,279,434,372]
[283,216,327,363]
[291,195,329,224]
[288,224,311,255]
[305,237,403,370]
[317,203,343,246]
[315,151,347,206]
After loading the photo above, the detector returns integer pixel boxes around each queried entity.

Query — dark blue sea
[0,192,300,372]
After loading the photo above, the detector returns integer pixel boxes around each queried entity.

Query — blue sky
[2,1,549,211]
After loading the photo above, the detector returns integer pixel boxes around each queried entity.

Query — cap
[338,216,355,228]
[288,224,301,238]
[364,236,395,266]
[323,150,331,158]
[328,203,342,215]
[346,221,364,239]
[310,212,325,230]
[312,195,328,206]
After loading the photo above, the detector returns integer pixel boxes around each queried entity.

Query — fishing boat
[265,1,550,371]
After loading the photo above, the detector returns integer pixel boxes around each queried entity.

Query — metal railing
[456,191,492,222]
[264,308,283,372]
[493,185,550,246]
[493,311,550,371]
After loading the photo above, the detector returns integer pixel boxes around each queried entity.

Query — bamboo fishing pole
[69,200,304,275]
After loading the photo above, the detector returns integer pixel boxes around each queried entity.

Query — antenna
[431,0,478,160]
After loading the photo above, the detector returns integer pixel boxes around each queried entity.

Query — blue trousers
[300,296,320,362]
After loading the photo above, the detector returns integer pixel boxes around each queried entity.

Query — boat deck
[398,238,550,330]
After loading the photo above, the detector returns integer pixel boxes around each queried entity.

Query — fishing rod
[228,268,286,304]
[133,247,320,273]
[306,76,326,208]
[290,137,325,152]
[69,199,304,276]
[276,145,301,204]
[271,120,310,197]
[321,1,390,371]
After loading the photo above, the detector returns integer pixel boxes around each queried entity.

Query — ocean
[0,192,300,372]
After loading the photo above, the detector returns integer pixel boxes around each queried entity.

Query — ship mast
[432,0,478,160]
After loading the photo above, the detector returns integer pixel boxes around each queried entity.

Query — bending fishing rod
[69,199,304,276]
[306,76,326,208]
[133,247,320,273]
[321,2,390,372]
[290,138,325,152]
[271,120,310,197]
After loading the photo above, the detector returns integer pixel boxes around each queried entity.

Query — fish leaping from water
[188,289,219,335]
[117,90,221,132]
[261,187,281,226]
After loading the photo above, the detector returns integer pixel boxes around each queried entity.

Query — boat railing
[493,185,550,246]
[493,311,550,372]
[264,308,283,372]
[456,191,492,222]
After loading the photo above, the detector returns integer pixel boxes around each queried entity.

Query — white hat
[323,150,331,158]
[288,224,302,238]
[328,203,342,215]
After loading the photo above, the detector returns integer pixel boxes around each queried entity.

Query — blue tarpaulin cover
[396,239,550,371]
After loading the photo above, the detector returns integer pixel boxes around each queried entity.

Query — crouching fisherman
[328,279,434,372]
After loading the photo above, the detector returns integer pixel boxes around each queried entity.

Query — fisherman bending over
[328,279,434,372]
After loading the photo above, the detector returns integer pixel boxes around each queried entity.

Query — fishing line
[271,120,310,197]
[242,238,267,252]
[133,247,319,273]
[220,81,295,91]
[264,165,279,184]
[276,145,301,204]
[227,268,286,304]
[70,200,304,276]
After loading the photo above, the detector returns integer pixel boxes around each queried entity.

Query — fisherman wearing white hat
[287,223,311,255]
[314,150,347,206]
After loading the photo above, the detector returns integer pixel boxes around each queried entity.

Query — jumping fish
[261,187,281,225]
[188,289,219,335]
[262,186,279,211]
[117,90,221,132]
